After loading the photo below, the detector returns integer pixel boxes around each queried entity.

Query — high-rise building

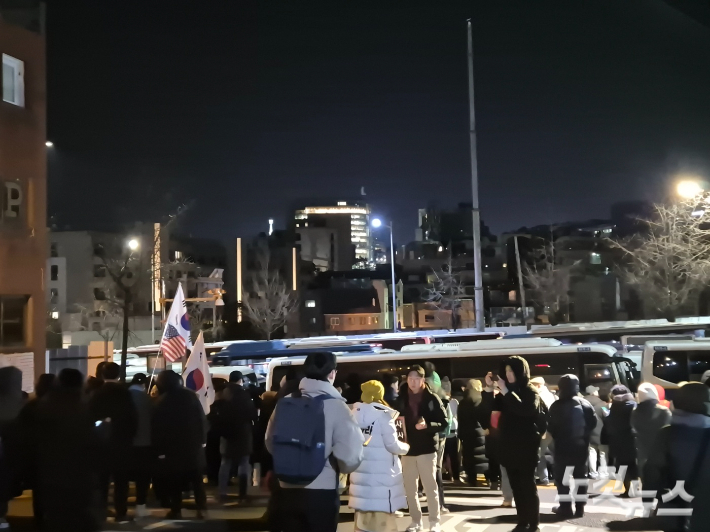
[294,201,372,269]
[0,3,46,383]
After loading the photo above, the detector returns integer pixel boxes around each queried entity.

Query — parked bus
[267,338,626,401]
[641,339,710,401]
[527,319,710,345]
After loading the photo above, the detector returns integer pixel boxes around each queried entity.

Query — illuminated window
[590,252,601,265]
[2,55,24,107]
[330,317,340,326]
[306,300,316,308]
[51,311,59,320]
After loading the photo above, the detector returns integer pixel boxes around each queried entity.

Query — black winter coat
[603,395,637,468]
[644,412,710,532]
[35,389,103,532]
[88,382,138,465]
[496,356,543,469]
[213,383,258,459]
[152,387,207,473]
[394,385,448,456]
[457,394,488,474]
[548,375,596,464]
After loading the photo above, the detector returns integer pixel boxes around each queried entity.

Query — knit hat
[673,382,710,417]
[361,380,386,405]
[637,382,660,403]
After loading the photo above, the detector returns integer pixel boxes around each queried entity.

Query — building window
[348,317,354,325]
[93,264,106,278]
[330,317,340,326]
[93,288,106,301]
[306,300,316,308]
[310,317,316,324]
[2,54,25,107]
[50,288,58,304]
[0,296,28,347]
[175,250,183,260]
[360,316,367,325]
[590,252,601,265]
[51,311,59,320]
[50,243,58,257]
[93,243,105,257]
[50,265,58,281]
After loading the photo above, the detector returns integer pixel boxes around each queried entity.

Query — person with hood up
[602,384,637,497]
[395,365,448,532]
[644,382,710,532]
[151,370,207,519]
[583,385,608,480]
[494,356,544,532]
[266,352,364,532]
[457,379,488,487]
[530,377,556,486]
[349,380,410,532]
[0,366,24,530]
[36,369,103,532]
[548,375,596,519]
[631,383,671,479]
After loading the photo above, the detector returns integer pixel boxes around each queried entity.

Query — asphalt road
[8,482,665,532]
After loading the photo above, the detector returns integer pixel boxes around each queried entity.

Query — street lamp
[371,218,397,332]
[127,238,140,251]
[677,180,703,199]
[45,141,53,148]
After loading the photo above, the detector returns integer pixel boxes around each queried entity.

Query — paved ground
[7,482,665,532]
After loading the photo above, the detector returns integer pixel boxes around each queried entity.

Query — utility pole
[467,19,485,332]
[514,236,527,328]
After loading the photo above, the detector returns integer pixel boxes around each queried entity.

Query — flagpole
[148,348,162,393]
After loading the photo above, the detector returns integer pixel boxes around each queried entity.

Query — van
[641,339,710,399]
[267,338,625,400]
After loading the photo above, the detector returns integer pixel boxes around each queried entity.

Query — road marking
[462,524,489,531]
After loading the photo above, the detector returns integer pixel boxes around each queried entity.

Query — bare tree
[423,255,467,330]
[524,243,576,324]
[243,249,297,340]
[612,200,710,321]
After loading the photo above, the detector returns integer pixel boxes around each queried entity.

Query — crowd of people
[0,357,709,532]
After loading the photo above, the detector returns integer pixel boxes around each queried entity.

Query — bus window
[689,351,710,382]
[653,351,689,384]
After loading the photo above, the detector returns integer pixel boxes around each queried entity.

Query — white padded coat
[348,402,410,513]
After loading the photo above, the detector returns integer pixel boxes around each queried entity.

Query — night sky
[47,0,710,243]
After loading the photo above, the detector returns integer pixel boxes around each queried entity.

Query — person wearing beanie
[530,377,556,486]
[583,385,609,480]
[631,383,671,479]
[644,383,710,532]
[349,381,410,532]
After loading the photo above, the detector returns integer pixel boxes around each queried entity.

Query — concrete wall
[0,19,46,375]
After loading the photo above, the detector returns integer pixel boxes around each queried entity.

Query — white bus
[267,338,626,400]
[641,339,710,400]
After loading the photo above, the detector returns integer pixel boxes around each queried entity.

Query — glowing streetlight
[127,238,140,251]
[371,218,382,228]
[677,180,703,199]
[45,141,53,148]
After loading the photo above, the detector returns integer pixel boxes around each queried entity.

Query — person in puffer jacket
[349,380,410,532]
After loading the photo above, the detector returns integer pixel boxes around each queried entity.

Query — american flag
[161,323,186,362]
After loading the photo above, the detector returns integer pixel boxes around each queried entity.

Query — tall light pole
[467,19,485,332]
[372,218,397,332]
